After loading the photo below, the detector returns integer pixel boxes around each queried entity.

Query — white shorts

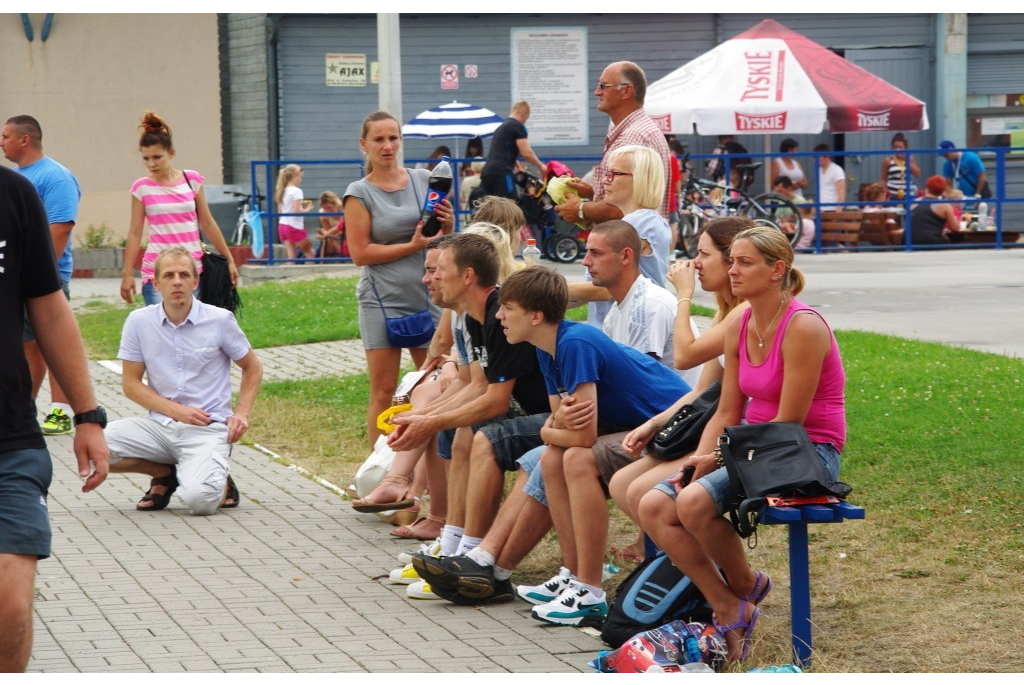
[105,417,231,516]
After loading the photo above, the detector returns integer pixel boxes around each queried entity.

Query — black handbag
[649,382,721,460]
[199,248,242,313]
[718,422,851,539]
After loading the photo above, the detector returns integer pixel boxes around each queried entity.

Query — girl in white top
[275,164,315,261]
[121,111,237,306]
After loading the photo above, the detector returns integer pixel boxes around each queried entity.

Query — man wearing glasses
[555,61,671,226]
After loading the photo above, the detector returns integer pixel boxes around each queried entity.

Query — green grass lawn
[75,275,618,359]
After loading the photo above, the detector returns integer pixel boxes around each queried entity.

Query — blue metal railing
[247,146,1022,264]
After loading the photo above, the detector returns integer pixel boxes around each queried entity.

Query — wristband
[677,297,691,305]
[714,446,725,469]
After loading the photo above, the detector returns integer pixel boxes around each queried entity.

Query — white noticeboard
[325,53,367,87]
[510,27,588,146]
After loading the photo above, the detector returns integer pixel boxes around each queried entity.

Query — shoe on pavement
[531,582,609,627]
[431,578,516,606]
[388,563,420,585]
[413,553,496,599]
[398,539,440,566]
[517,566,575,605]
[41,408,72,436]
[406,579,442,600]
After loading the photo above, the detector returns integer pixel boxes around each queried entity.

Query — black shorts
[23,279,71,343]
[0,447,54,559]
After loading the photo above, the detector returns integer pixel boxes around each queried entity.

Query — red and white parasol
[645,19,929,135]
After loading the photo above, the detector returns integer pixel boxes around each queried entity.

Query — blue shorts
[518,445,547,506]
[23,279,70,342]
[520,432,635,507]
[0,447,54,559]
[437,428,455,460]
[652,442,842,516]
[478,413,548,472]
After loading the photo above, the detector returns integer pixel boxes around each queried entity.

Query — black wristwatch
[73,406,108,429]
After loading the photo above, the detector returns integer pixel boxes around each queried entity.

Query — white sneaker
[531,582,609,627]
[398,538,440,566]
[388,563,420,585]
[516,566,575,605]
[406,579,442,600]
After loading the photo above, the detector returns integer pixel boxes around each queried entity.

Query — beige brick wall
[0,13,222,242]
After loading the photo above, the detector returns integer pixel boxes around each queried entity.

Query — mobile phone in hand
[680,465,696,487]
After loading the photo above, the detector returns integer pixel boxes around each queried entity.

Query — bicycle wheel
[677,209,700,259]
[744,193,802,246]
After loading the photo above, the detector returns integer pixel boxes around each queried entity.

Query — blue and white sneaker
[517,566,575,605]
[531,582,608,627]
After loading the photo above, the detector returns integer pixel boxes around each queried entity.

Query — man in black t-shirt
[0,167,108,672]
[390,233,548,563]
[478,101,545,200]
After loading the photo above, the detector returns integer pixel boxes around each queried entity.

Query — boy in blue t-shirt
[495,266,689,626]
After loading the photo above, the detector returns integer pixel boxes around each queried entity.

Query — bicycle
[676,153,801,258]
[225,190,262,245]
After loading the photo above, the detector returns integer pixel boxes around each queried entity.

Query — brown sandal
[136,465,178,511]
[352,475,415,513]
[390,513,446,540]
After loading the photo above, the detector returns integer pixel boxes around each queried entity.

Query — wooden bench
[859,212,902,246]
[761,501,866,666]
[819,211,863,245]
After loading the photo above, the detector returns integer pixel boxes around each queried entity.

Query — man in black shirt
[0,167,108,671]
[390,233,548,564]
[478,101,545,200]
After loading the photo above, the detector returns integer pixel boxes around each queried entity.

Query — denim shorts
[478,413,548,472]
[0,447,54,558]
[518,432,636,507]
[518,445,547,506]
[652,442,842,516]
[437,428,455,460]
[23,279,70,342]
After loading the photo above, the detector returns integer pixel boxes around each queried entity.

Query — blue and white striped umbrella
[402,102,505,139]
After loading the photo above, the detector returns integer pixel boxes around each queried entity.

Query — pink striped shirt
[131,170,205,283]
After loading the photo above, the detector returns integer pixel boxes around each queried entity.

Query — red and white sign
[645,19,928,134]
[464,64,478,78]
[441,64,459,90]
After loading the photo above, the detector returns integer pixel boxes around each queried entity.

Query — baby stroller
[516,161,589,263]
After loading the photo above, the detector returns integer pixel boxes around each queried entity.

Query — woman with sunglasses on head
[344,111,455,448]
[636,226,846,662]
[567,144,671,328]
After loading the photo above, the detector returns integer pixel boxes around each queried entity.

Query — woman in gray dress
[344,111,453,446]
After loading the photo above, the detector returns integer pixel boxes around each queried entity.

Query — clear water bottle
[977,201,989,229]
[523,238,542,265]
[678,662,714,673]
[683,635,702,665]
[420,156,453,238]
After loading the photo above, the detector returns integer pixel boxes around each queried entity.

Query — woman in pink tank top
[637,226,846,662]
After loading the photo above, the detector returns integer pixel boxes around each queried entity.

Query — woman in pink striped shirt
[121,111,237,305]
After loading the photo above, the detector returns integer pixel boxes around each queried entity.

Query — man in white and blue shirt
[104,247,263,515]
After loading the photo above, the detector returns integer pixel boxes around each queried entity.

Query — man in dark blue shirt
[479,101,545,199]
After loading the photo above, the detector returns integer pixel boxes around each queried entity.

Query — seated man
[416,265,689,624]
[105,246,263,515]
[389,233,549,565]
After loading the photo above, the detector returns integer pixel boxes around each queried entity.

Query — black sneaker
[433,578,516,606]
[412,553,497,599]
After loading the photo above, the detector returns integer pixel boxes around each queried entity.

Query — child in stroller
[515,160,589,262]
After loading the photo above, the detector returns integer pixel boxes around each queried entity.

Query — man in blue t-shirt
[940,140,988,198]
[415,265,690,620]
[478,101,545,199]
[1,115,82,436]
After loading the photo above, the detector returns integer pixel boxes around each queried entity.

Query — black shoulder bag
[649,381,721,460]
[719,422,852,540]
[184,170,242,313]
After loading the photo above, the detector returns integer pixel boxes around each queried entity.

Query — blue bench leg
[788,522,812,667]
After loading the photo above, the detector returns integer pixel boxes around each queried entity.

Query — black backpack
[600,551,714,648]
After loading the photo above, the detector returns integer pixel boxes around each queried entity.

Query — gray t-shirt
[345,168,433,316]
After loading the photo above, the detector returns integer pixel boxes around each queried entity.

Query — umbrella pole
[764,134,772,194]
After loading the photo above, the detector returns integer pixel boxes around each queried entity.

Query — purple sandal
[743,571,773,605]
[713,599,759,662]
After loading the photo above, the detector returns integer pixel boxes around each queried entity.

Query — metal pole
[377,13,404,167]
